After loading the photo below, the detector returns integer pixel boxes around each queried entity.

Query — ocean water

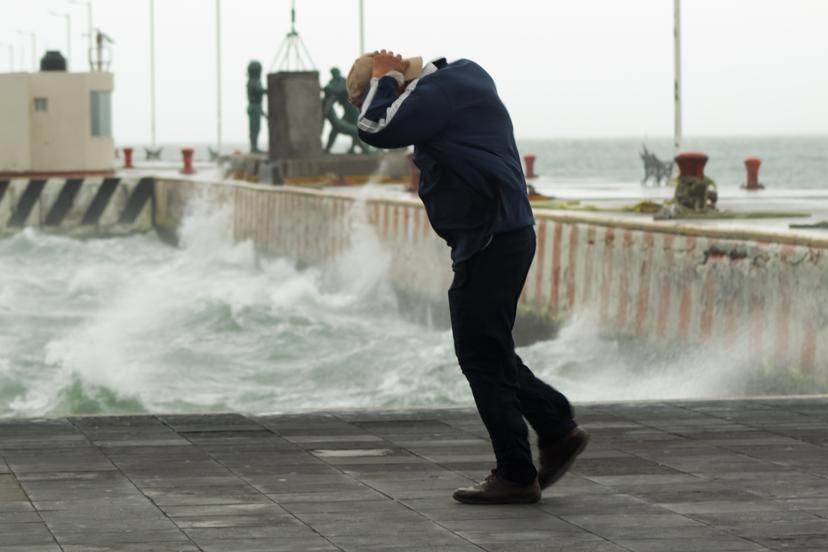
[518,136,828,189]
[1,191,819,419]
[143,136,828,189]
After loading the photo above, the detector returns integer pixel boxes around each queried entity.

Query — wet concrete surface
[1,397,827,551]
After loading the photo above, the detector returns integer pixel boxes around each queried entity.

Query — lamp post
[673,0,683,156]
[16,30,36,71]
[49,11,72,68]
[0,43,13,71]
[149,0,157,146]
[358,0,365,54]
[68,0,93,70]
[216,0,223,155]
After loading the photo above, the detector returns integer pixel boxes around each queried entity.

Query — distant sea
[518,136,828,189]
[130,135,828,189]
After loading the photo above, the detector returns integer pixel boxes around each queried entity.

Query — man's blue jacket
[357,57,534,266]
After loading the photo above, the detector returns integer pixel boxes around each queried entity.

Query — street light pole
[673,0,683,156]
[216,0,223,154]
[0,43,13,71]
[49,11,72,68]
[149,0,157,147]
[16,31,36,71]
[358,0,365,54]
[69,0,93,70]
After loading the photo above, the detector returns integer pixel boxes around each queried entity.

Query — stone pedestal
[267,71,322,161]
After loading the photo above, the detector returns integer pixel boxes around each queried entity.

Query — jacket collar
[421,57,447,78]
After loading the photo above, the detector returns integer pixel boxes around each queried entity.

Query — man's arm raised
[358,52,451,149]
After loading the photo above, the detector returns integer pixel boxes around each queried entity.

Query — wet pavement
[1,397,827,551]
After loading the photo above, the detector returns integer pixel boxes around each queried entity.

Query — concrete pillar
[267,71,323,161]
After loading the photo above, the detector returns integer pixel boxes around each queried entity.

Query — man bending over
[347,51,588,504]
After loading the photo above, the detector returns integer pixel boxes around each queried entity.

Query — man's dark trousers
[448,225,576,485]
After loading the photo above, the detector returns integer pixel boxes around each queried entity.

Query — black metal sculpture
[640,146,674,186]
[144,147,163,161]
[321,67,370,154]
[247,61,268,153]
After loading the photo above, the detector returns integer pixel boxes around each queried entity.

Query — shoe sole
[538,432,590,491]
[452,493,541,505]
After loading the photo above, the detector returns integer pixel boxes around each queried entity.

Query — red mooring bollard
[744,157,763,190]
[523,154,537,179]
[405,153,420,193]
[122,147,134,169]
[180,148,196,175]
[674,151,709,178]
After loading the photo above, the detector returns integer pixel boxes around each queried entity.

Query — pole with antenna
[69,0,93,70]
[0,43,13,71]
[16,31,36,71]
[216,0,223,155]
[149,0,156,147]
[673,0,683,156]
[358,0,365,55]
[49,11,72,68]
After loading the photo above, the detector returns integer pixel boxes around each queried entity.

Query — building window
[90,90,112,137]
[33,98,48,111]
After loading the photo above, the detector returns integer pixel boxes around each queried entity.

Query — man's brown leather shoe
[452,470,541,504]
[538,428,590,490]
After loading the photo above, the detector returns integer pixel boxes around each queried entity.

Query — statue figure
[321,67,370,154]
[639,145,674,186]
[247,61,267,153]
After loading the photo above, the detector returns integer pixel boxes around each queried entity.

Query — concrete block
[267,71,323,161]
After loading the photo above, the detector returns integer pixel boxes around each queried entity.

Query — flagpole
[216,0,223,155]
[673,0,682,156]
[149,0,157,147]
[68,0,93,70]
[49,12,71,68]
[358,0,365,54]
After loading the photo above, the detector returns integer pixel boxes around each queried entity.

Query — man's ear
[403,56,424,81]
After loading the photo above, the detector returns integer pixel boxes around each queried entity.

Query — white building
[0,68,115,176]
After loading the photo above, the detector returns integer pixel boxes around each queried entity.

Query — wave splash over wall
[0,191,818,418]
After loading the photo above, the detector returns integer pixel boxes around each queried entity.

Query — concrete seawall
[0,176,153,237]
[154,178,828,378]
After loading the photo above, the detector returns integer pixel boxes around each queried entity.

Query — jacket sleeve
[357,73,451,149]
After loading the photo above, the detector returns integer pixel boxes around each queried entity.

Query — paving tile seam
[315,408,759,551]
[2,456,64,551]
[333,411,486,486]
[680,509,827,546]
[156,413,348,552]
[286,413,492,552]
[565,405,791,546]
[276,411,524,552]
[318,413,637,552]
[581,403,828,548]
[586,402,793,496]
[65,415,204,552]
[669,402,828,481]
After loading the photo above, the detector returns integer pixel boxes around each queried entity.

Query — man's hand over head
[372,50,410,79]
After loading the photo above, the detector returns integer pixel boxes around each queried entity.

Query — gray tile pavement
[1,397,827,551]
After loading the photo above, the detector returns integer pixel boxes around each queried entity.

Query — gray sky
[3,0,827,144]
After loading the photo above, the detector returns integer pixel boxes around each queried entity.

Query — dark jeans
[448,226,576,485]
